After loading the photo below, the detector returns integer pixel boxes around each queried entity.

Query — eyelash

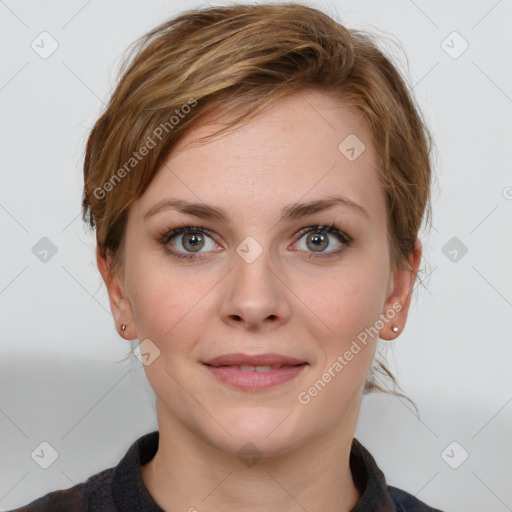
[157,222,352,261]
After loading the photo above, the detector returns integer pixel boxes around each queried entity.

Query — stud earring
[121,324,126,333]
[391,326,399,333]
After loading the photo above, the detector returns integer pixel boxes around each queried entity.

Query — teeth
[237,365,275,372]
[213,364,303,371]
[255,365,273,372]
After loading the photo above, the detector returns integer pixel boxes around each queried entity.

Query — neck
[141,402,361,511]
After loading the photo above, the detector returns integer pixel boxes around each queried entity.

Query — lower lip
[203,364,307,391]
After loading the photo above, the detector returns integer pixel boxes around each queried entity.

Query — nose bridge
[221,236,288,326]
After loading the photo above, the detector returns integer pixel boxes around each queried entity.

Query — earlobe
[379,237,422,340]
[95,245,137,339]
[116,298,136,339]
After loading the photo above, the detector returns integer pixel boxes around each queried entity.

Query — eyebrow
[144,195,369,223]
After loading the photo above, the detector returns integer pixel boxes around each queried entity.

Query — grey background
[1,1,511,510]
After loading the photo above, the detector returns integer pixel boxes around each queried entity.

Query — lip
[202,352,307,367]
[202,353,308,391]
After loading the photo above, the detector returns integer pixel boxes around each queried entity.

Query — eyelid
[158,224,213,244]
[294,224,352,244]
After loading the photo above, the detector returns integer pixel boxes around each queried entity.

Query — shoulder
[6,467,115,512]
[6,430,160,512]
[388,485,445,512]
[6,483,84,512]
[350,437,445,512]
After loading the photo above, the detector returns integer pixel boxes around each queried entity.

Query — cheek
[294,276,384,418]
[125,254,212,351]
[295,262,388,398]
[299,266,387,346]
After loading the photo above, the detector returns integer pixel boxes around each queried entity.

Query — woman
[10,2,444,511]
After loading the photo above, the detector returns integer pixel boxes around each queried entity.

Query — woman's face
[100,89,419,458]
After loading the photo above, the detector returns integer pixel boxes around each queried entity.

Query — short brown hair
[82,2,435,404]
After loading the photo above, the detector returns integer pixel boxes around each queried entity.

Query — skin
[97,88,422,511]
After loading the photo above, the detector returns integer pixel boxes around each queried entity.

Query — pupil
[309,233,328,251]
[184,233,203,251]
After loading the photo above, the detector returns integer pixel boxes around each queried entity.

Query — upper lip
[202,353,307,367]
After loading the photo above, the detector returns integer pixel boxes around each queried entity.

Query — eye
[158,222,352,261]
[293,224,352,258]
[159,225,220,260]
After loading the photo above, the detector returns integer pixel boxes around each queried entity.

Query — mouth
[202,352,307,367]
[204,363,306,372]
[202,353,308,391]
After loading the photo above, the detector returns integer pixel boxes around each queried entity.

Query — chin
[198,408,308,459]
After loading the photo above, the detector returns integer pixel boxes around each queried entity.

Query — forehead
[135,89,385,223]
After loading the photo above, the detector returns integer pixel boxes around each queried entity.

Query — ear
[96,245,137,340]
[379,237,422,340]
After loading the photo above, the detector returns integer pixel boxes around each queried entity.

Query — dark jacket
[7,430,445,511]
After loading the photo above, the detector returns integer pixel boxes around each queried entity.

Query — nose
[219,249,291,331]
